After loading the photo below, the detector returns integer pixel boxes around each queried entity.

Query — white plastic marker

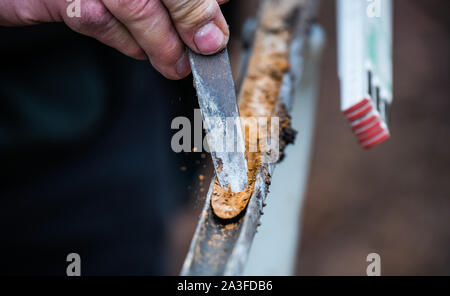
[337,0,393,149]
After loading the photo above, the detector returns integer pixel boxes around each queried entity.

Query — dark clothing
[0,23,192,275]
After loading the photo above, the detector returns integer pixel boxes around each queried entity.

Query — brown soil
[211,0,300,220]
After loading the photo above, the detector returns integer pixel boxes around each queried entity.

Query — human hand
[0,0,231,79]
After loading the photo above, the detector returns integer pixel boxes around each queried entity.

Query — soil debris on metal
[211,0,301,220]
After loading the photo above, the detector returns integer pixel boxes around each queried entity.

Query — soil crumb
[211,0,299,219]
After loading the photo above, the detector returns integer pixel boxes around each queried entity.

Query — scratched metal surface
[189,49,248,193]
[181,0,320,276]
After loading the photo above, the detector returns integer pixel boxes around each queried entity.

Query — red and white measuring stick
[343,97,390,150]
[337,0,393,150]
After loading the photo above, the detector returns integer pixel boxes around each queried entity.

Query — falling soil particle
[211,0,299,220]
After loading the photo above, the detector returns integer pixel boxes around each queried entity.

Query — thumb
[161,0,229,55]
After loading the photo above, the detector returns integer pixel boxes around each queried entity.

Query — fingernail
[194,22,226,54]
[176,50,190,77]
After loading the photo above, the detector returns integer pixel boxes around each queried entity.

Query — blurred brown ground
[296,0,450,275]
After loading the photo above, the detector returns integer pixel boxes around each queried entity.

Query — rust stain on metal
[211,0,300,220]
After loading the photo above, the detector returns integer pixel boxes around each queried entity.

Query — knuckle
[114,0,159,20]
[13,1,39,24]
[162,44,181,64]
[75,0,112,32]
[169,0,216,27]
[152,39,181,65]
